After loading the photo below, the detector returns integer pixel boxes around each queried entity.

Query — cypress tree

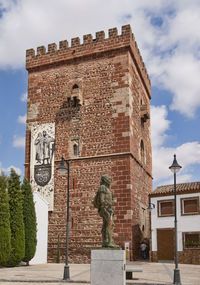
[0,172,11,265]
[21,178,37,264]
[7,169,25,267]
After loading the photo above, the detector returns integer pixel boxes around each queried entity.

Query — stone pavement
[0,261,199,285]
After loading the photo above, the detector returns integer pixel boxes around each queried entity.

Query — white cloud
[151,105,200,187]
[17,114,26,124]
[0,1,200,185]
[12,135,25,148]
[152,143,200,184]
[20,92,27,102]
[156,173,193,187]
[149,53,200,118]
[3,165,22,176]
[138,2,200,117]
[0,0,13,10]
[0,1,200,116]
[151,105,170,148]
[0,161,22,176]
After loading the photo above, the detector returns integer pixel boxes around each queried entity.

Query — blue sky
[0,0,200,189]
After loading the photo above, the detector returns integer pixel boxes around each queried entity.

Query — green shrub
[22,178,37,264]
[7,169,25,267]
[0,172,11,265]
[185,240,200,247]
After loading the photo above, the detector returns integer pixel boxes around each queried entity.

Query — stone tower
[25,24,152,262]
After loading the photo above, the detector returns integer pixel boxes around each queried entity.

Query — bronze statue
[93,174,117,248]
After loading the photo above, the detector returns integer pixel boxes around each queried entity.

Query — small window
[73,96,78,107]
[158,200,174,217]
[184,232,200,249]
[73,144,78,156]
[181,197,199,215]
[67,97,71,106]
[140,140,145,164]
[72,84,79,89]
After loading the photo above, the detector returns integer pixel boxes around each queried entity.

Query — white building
[30,192,49,264]
[150,182,200,264]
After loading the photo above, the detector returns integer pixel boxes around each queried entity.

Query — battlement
[26,25,151,95]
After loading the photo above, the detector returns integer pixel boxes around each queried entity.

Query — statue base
[91,249,126,285]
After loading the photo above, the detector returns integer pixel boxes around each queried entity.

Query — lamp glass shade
[147,203,155,211]
[169,167,180,174]
[56,157,67,175]
[57,167,67,175]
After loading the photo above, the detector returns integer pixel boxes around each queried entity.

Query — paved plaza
[0,261,199,285]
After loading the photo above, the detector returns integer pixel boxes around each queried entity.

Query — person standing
[140,241,147,259]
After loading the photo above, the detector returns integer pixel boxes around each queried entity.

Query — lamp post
[146,202,155,261]
[56,157,70,280]
[169,154,182,285]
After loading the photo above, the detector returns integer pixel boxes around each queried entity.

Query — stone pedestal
[91,250,125,285]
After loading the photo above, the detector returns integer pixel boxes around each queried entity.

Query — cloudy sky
[0,0,200,189]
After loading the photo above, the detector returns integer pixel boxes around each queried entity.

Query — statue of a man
[93,174,117,248]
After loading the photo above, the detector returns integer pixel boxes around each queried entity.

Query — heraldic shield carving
[30,123,55,211]
[34,164,51,186]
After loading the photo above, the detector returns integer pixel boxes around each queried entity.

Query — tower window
[73,96,78,107]
[140,140,145,163]
[69,84,83,107]
[67,97,71,106]
[73,144,78,156]
[72,84,79,89]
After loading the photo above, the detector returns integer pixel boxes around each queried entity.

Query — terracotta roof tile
[151,181,200,197]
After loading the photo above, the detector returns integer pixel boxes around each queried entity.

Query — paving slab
[0,261,199,285]
[127,261,200,285]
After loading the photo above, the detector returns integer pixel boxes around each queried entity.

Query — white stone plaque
[30,123,55,211]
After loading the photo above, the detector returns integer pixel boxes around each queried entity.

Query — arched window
[71,84,80,107]
[73,144,78,156]
[73,96,78,107]
[72,84,79,90]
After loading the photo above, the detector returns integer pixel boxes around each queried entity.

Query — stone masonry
[25,25,152,263]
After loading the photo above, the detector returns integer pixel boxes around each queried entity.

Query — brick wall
[179,249,200,265]
[25,25,152,263]
[151,250,200,265]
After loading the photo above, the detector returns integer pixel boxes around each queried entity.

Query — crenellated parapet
[26,25,151,96]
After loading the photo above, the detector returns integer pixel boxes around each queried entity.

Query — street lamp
[56,157,70,280]
[147,203,155,211]
[169,154,182,285]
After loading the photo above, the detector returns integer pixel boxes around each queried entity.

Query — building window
[181,197,199,215]
[72,84,79,89]
[73,143,78,156]
[140,140,145,164]
[158,200,174,217]
[68,83,83,107]
[183,232,200,249]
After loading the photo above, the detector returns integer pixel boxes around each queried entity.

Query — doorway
[157,228,174,261]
